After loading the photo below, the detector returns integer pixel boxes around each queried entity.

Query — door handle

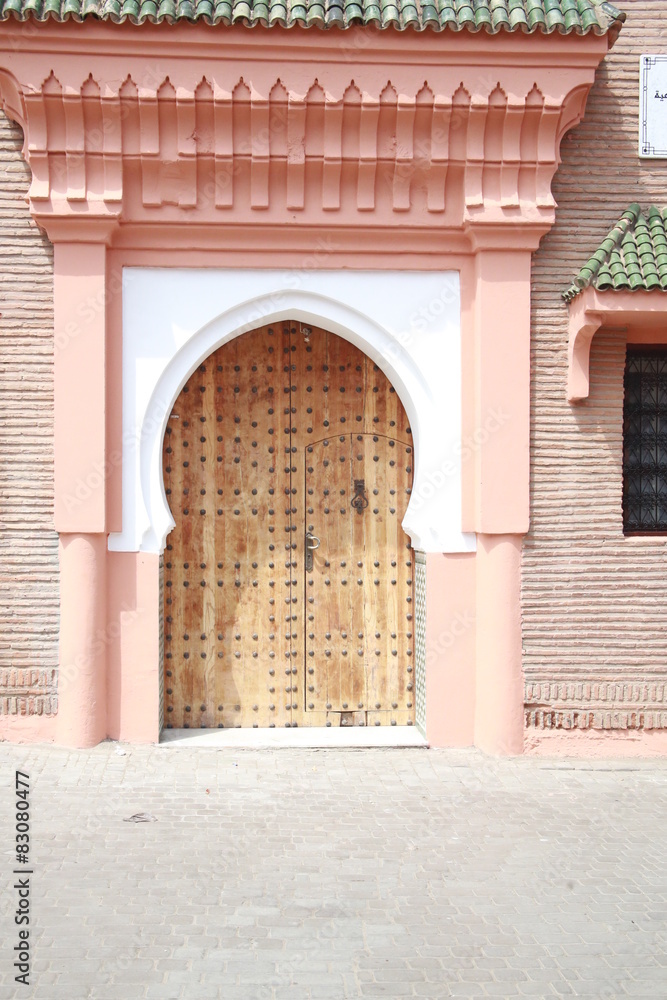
[305,531,320,572]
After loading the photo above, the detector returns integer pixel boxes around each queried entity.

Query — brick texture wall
[524,2,667,732]
[0,112,59,716]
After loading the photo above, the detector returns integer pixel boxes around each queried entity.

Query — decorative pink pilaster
[474,534,524,755]
[466,242,533,535]
[53,238,111,532]
[51,232,115,746]
[56,533,107,747]
[107,551,161,744]
[425,552,476,748]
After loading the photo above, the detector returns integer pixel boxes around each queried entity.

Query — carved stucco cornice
[567,286,667,402]
[0,24,609,248]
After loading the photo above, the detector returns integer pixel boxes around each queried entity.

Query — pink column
[474,534,524,755]
[56,534,107,747]
[472,247,531,534]
[107,551,162,744]
[53,240,109,531]
[425,552,476,747]
[51,235,113,747]
[467,243,535,753]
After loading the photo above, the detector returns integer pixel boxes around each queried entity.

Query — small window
[623,347,667,533]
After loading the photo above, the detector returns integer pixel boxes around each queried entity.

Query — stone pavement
[0,743,666,1000]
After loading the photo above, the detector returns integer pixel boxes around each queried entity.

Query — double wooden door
[162,323,415,729]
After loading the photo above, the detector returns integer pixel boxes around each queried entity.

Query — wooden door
[163,323,415,730]
[304,433,414,726]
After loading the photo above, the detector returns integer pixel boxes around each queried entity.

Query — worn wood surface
[163,323,414,729]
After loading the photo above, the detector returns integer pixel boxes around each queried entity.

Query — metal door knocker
[351,479,369,514]
[305,531,320,572]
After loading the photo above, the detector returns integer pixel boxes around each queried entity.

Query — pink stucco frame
[568,286,667,401]
[0,20,611,749]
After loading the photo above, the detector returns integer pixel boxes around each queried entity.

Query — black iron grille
[623,348,667,533]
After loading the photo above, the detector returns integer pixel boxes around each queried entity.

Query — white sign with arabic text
[640,54,667,158]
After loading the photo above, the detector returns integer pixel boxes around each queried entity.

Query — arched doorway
[162,322,415,729]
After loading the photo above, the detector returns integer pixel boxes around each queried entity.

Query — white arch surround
[109,268,475,555]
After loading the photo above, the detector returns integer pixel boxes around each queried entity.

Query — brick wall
[0,112,59,716]
[524,2,667,732]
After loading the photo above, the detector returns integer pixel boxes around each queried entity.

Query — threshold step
[159,726,427,749]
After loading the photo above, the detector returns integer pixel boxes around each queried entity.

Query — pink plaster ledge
[567,287,667,402]
[524,728,667,758]
[0,715,57,744]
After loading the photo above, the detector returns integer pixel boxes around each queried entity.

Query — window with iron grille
[623,347,667,533]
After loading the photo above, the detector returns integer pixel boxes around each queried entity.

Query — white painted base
[159,727,428,749]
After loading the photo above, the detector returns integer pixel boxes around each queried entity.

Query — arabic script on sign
[641,55,667,158]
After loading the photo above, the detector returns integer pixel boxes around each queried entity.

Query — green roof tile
[564,204,667,302]
[489,0,510,29]
[595,264,613,291]
[544,2,565,31]
[0,0,625,29]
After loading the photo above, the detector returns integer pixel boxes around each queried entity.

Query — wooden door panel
[291,323,415,727]
[163,326,293,729]
[219,329,292,729]
[305,432,413,721]
[163,321,414,730]
[355,433,414,717]
[366,710,414,728]
[305,435,367,713]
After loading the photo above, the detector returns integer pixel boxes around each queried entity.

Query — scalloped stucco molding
[0,23,609,242]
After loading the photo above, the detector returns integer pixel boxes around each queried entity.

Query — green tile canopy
[564,204,667,303]
[0,0,625,32]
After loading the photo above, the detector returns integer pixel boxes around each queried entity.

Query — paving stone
[359,984,415,996]
[446,985,487,998]
[144,987,185,1000]
[0,744,666,999]
[484,985,523,997]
